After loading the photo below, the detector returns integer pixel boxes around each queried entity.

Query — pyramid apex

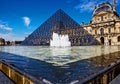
[56,9,64,12]
[21,9,81,45]
[58,9,63,11]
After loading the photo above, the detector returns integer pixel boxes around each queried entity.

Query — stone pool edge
[0,60,52,84]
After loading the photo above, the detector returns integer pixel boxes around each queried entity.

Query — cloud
[75,1,95,12]
[0,23,13,31]
[0,33,24,41]
[66,0,72,3]
[24,32,32,35]
[0,20,25,41]
[75,0,120,12]
[116,0,120,5]
[23,16,31,27]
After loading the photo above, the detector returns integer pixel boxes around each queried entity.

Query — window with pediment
[100,28,104,35]
[108,28,111,33]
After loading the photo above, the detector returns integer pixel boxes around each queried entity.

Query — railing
[0,60,52,84]
[70,61,120,84]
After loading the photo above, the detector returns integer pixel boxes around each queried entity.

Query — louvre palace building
[21,0,120,46]
[83,0,120,45]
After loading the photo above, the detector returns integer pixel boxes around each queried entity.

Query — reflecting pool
[0,46,120,83]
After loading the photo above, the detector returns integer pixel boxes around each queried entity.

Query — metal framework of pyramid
[21,9,98,46]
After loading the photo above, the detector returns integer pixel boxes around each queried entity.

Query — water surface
[0,46,120,83]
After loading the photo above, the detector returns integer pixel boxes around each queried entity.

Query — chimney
[112,0,116,11]
[94,6,97,10]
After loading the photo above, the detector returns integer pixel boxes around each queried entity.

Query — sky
[0,0,120,41]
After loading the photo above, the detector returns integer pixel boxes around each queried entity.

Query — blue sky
[0,0,120,41]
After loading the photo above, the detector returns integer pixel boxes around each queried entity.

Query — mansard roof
[93,2,113,15]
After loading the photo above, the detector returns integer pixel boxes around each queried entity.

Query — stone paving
[0,71,14,84]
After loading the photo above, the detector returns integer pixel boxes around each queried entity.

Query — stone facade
[83,0,120,45]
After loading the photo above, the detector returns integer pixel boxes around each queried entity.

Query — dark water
[0,46,120,83]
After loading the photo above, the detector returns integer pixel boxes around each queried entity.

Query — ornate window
[108,28,111,33]
[95,30,97,34]
[118,36,120,42]
[100,28,104,35]
[101,16,103,21]
[108,14,111,20]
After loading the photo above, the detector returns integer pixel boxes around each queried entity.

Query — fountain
[50,32,71,47]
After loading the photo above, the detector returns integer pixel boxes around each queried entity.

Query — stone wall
[70,61,120,84]
[0,60,51,84]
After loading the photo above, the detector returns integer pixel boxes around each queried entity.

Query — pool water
[0,46,120,83]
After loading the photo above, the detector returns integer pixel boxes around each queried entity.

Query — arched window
[118,36,120,42]
[100,37,104,45]
[100,28,104,35]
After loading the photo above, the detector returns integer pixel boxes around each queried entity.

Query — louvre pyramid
[21,9,98,46]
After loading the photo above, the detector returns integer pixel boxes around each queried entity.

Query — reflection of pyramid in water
[21,9,98,46]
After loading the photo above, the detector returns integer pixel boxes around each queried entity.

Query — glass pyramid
[21,9,98,46]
